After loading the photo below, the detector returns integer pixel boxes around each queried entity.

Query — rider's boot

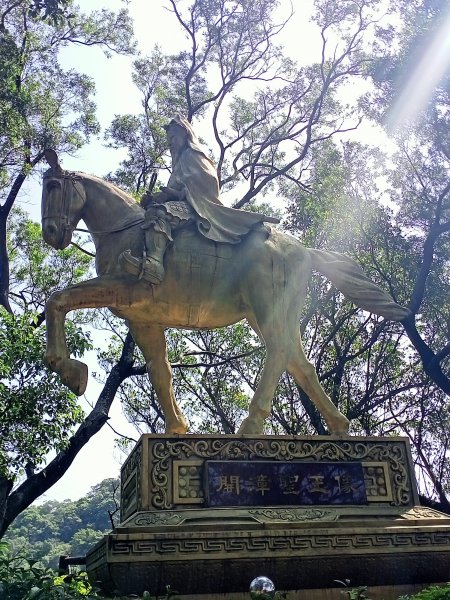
[119,221,171,285]
[141,226,169,284]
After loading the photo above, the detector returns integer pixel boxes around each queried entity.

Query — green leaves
[399,584,450,600]
[0,0,137,539]
[4,478,119,568]
[0,209,93,482]
[0,308,87,480]
[0,541,96,599]
[0,0,135,203]
[28,0,73,26]
[8,208,92,313]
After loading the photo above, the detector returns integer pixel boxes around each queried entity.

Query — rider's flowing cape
[167,143,279,244]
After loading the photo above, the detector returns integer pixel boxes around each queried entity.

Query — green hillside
[4,479,119,568]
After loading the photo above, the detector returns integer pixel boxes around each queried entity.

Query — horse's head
[41,149,86,250]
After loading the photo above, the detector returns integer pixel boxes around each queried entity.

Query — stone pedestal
[86,435,450,596]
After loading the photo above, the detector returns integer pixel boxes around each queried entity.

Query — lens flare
[387,9,450,131]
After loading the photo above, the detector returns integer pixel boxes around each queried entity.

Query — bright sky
[387,3,450,131]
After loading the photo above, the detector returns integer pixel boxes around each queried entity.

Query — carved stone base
[86,435,450,595]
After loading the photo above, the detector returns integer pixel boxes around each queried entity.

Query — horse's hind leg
[238,340,286,434]
[287,334,349,435]
[128,323,188,434]
[238,303,289,434]
[241,320,349,435]
[283,263,349,434]
[239,240,349,436]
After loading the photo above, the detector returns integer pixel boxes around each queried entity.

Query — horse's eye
[47,181,60,192]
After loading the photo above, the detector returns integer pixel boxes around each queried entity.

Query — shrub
[0,542,96,599]
[398,584,450,600]
[335,579,372,599]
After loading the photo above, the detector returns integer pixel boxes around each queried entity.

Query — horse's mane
[77,171,142,210]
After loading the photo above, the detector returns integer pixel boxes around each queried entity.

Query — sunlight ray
[387,7,450,131]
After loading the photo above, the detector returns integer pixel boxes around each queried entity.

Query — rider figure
[120,115,279,284]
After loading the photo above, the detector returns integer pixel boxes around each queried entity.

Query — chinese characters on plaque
[206,461,367,507]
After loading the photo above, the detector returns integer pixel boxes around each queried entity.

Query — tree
[4,477,119,567]
[0,208,140,538]
[362,0,450,388]
[0,0,136,537]
[105,0,379,198]
[360,0,450,506]
[0,0,135,310]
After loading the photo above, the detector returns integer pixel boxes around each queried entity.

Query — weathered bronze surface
[86,435,450,596]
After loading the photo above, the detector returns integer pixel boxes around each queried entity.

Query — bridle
[43,169,145,236]
[42,170,83,235]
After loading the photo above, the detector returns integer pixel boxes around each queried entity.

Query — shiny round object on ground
[249,576,276,599]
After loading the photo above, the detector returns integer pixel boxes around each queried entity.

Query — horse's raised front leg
[128,323,188,435]
[45,276,134,396]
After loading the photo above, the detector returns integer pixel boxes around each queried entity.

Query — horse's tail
[307,248,410,321]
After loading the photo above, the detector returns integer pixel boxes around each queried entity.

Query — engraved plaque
[205,461,367,507]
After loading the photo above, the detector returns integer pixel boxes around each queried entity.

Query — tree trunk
[0,333,136,538]
[0,209,12,312]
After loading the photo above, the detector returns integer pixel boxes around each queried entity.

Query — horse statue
[41,150,409,435]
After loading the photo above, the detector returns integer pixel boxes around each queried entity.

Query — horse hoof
[328,414,350,436]
[61,359,88,396]
[165,418,189,435]
[165,422,189,435]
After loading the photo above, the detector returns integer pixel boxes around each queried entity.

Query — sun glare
[387,6,450,132]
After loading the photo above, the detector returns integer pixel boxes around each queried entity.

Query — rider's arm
[141,187,183,207]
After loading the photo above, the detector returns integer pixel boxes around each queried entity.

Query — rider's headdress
[164,115,215,166]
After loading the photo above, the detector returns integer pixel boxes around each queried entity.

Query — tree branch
[1,332,136,537]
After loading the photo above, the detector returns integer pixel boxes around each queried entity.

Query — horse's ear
[44,149,62,171]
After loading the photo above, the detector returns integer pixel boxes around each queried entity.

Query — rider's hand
[141,191,155,209]
[141,187,181,208]
[160,186,183,201]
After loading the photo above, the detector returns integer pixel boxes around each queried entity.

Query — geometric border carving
[363,462,394,502]
[109,529,450,560]
[173,460,203,504]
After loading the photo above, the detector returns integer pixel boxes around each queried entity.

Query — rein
[73,216,145,236]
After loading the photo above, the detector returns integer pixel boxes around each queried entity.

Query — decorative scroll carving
[249,508,339,522]
[149,438,412,509]
[403,507,450,520]
[133,512,184,527]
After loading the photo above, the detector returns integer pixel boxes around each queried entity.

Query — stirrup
[119,250,164,284]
